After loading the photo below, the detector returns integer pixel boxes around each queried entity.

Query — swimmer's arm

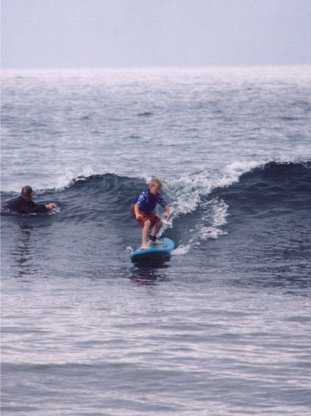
[45,202,57,210]
[32,202,57,213]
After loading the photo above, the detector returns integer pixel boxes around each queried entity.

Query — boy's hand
[136,213,142,221]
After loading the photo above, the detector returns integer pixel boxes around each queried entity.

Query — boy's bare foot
[140,244,149,250]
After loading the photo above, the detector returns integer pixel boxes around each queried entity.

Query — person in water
[131,177,170,249]
[5,186,57,214]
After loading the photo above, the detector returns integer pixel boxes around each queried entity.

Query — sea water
[1,67,311,415]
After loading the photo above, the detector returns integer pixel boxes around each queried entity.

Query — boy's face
[149,184,161,195]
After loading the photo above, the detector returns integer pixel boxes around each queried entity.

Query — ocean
[1,67,311,415]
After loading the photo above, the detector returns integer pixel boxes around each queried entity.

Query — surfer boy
[131,177,170,250]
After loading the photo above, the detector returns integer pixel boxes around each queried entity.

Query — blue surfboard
[131,237,175,265]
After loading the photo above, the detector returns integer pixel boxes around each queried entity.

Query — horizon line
[2,64,311,72]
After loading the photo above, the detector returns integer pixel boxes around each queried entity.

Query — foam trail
[167,160,264,220]
[165,160,262,253]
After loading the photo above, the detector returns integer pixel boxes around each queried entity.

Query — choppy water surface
[1,68,311,415]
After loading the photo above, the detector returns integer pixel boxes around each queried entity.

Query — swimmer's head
[21,186,33,201]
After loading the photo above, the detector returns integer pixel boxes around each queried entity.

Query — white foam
[126,246,133,254]
[166,159,263,219]
[55,166,96,190]
[172,244,191,256]
[171,199,228,255]
[189,198,229,247]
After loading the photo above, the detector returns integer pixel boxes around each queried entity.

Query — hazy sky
[1,0,311,68]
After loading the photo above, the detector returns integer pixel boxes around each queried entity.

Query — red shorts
[130,204,160,228]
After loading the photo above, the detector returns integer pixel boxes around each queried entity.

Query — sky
[1,0,311,69]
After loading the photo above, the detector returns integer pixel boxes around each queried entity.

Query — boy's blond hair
[149,177,162,189]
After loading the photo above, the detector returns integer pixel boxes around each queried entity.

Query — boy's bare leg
[141,220,151,249]
[150,220,163,244]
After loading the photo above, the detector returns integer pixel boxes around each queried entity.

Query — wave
[167,160,311,250]
[2,161,310,252]
[210,161,311,213]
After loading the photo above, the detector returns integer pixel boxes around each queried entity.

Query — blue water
[1,67,311,415]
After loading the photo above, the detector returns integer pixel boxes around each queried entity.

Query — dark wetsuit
[6,196,48,214]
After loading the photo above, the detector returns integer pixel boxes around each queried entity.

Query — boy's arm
[134,203,142,219]
[157,193,170,219]
[164,205,171,220]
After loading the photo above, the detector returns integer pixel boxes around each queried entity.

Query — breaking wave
[2,160,310,254]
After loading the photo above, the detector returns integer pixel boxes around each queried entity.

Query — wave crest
[2,160,310,253]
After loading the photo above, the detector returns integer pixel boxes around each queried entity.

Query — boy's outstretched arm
[164,205,171,220]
